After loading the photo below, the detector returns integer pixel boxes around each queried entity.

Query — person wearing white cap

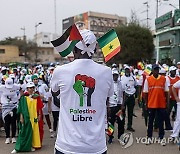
[11,81,44,153]
[51,29,113,154]
[20,74,32,92]
[0,78,20,144]
[107,69,124,144]
[168,66,179,122]
[121,66,137,132]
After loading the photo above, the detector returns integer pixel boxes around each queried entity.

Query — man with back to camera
[51,29,114,154]
[143,64,169,146]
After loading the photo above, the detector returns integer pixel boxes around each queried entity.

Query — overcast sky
[0,0,178,40]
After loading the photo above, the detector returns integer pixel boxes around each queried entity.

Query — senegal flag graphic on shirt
[73,74,96,107]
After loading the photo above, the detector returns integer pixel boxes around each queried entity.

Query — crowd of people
[0,29,180,153]
[108,62,180,147]
[0,64,60,153]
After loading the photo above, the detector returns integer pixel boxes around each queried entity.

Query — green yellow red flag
[97,29,121,62]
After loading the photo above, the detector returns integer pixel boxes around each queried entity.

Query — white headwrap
[75,29,97,57]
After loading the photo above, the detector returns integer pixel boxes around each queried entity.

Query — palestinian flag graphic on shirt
[51,24,83,57]
[73,74,96,107]
[97,29,121,62]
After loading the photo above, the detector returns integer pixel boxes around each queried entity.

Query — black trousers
[147,108,165,139]
[4,108,17,138]
[124,95,135,129]
[168,99,177,119]
[55,148,107,154]
[109,105,125,139]
[52,111,59,132]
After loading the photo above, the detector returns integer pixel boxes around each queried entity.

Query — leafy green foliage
[107,24,154,66]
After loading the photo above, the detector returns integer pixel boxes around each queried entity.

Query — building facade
[35,32,59,48]
[155,9,180,64]
[62,11,127,61]
[0,45,23,63]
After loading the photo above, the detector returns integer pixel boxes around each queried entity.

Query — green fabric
[15,96,33,152]
[31,75,38,80]
[73,80,85,107]
[59,40,79,57]
[97,29,117,48]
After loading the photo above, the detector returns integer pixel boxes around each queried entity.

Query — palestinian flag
[106,122,114,136]
[116,110,124,120]
[97,29,121,62]
[51,24,83,57]
[137,62,145,70]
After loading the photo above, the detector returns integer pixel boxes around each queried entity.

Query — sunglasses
[28,87,35,89]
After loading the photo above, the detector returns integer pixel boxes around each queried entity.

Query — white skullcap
[5,78,14,89]
[159,68,166,74]
[25,75,32,82]
[75,29,97,57]
[26,82,35,88]
[124,66,130,70]
[169,66,177,72]
[112,69,119,75]
[1,66,7,71]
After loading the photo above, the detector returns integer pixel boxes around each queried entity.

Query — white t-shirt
[47,91,59,111]
[121,75,137,95]
[173,80,180,99]
[165,76,170,87]
[51,59,113,154]
[138,75,143,86]
[39,83,49,101]
[143,75,169,93]
[0,84,20,108]
[109,81,123,107]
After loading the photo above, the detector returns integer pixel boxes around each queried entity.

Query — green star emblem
[34,118,38,123]
[109,44,113,50]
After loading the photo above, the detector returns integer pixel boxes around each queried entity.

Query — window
[44,35,48,38]
[47,51,50,55]
[43,42,50,44]
[0,49,5,54]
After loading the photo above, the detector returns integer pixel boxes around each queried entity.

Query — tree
[107,23,154,66]
[0,37,37,61]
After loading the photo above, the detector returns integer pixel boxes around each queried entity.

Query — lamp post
[20,26,26,41]
[35,22,42,62]
[169,4,178,9]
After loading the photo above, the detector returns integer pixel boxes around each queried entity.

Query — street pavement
[0,106,180,154]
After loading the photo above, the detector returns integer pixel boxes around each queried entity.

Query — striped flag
[137,62,145,70]
[51,24,83,57]
[106,122,114,136]
[143,67,152,76]
[116,110,124,120]
[97,29,121,62]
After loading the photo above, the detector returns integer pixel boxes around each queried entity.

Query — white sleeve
[118,81,123,104]
[143,79,148,93]
[165,76,170,87]
[138,75,143,86]
[173,80,180,89]
[120,76,125,91]
[108,72,114,97]
[50,68,60,92]
[164,79,169,92]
